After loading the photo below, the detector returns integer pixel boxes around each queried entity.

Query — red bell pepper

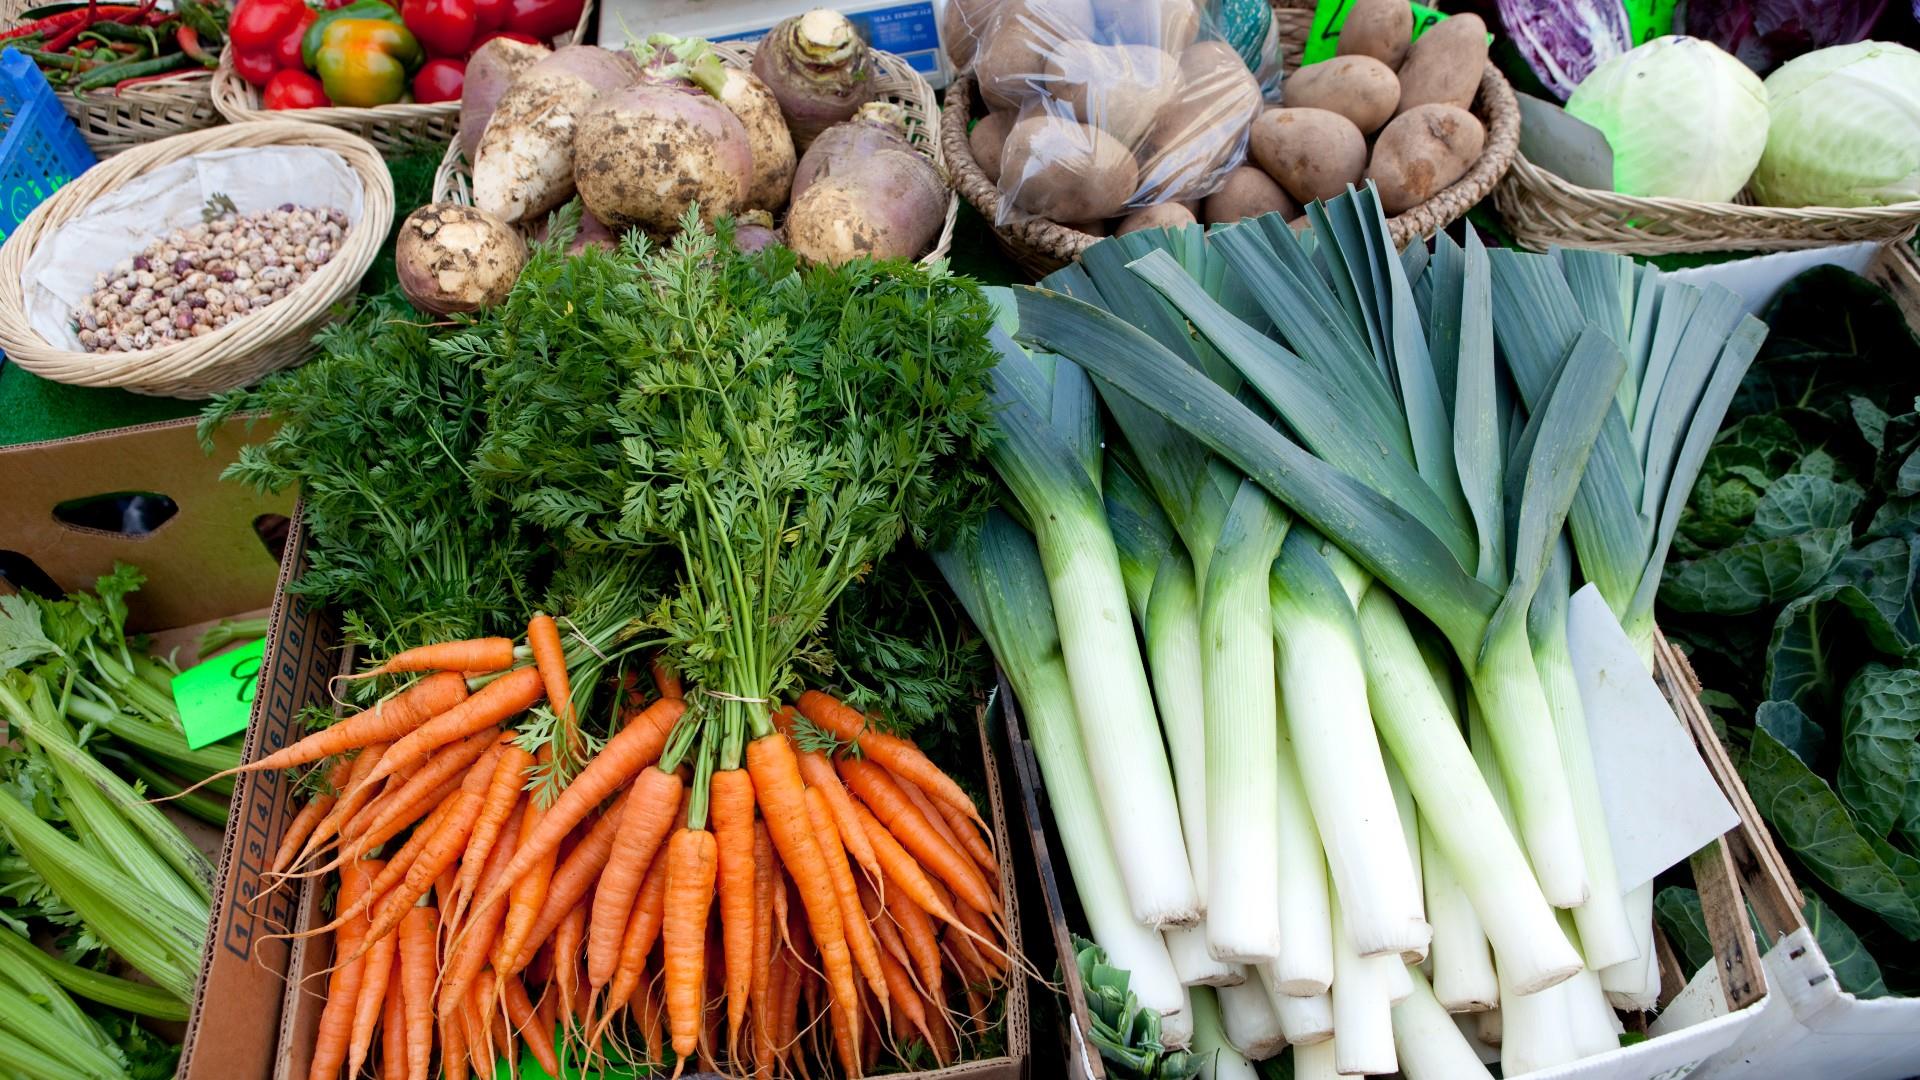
[262,67,330,108]
[411,55,463,101]
[230,0,316,87]
[469,0,506,34]
[401,0,475,57]
[499,0,580,42]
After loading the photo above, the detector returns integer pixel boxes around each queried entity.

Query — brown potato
[1283,55,1400,135]
[1395,13,1488,113]
[970,110,1016,182]
[1369,103,1485,214]
[1135,40,1264,202]
[1336,0,1413,69]
[942,0,999,68]
[1044,42,1179,145]
[1001,114,1139,221]
[1115,202,1197,235]
[1072,217,1110,237]
[1249,107,1367,205]
[1203,165,1299,224]
[974,0,1096,110]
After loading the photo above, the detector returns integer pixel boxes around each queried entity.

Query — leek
[1292,1036,1340,1080]
[1384,752,1427,963]
[1273,701,1334,996]
[1217,976,1286,1060]
[1421,820,1498,1013]
[1189,988,1260,1079]
[1256,965,1333,1045]
[1201,483,1290,962]
[1391,968,1496,1080]
[1329,880,1398,1076]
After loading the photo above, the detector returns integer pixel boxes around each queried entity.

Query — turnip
[573,35,754,234]
[713,64,795,212]
[471,45,639,225]
[750,9,876,150]
[785,147,945,265]
[395,203,527,316]
[460,37,550,159]
[732,210,779,253]
[791,102,915,201]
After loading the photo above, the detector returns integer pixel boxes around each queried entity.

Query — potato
[1395,13,1488,113]
[1071,217,1110,237]
[1000,114,1138,221]
[1044,42,1178,145]
[974,0,1096,110]
[1098,0,1199,51]
[970,110,1016,182]
[1368,104,1485,214]
[1135,40,1264,202]
[942,0,1000,68]
[1203,165,1298,224]
[1249,107,1367,205]
[1336,0,1412,69]
[1115,202,1196,235]
[1283,55,1400,134]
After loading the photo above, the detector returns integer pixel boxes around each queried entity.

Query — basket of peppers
[212,0,589,156]
[0,0,226,156]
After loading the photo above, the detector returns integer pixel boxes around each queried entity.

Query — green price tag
[171,637,264,749]
[1303,0,1449,66]
[1621,0,1678,43]
[499,1026,644,1079]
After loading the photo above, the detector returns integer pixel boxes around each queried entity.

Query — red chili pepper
[498,0,578,42]
[175,24,214,64]
[401,0,474,57]
[43,0,101,52]
[0,6,138,43]
[262,67,329,108]
[411,55,462,102]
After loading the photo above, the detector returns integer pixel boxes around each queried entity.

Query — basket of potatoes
[942,0,1519,277]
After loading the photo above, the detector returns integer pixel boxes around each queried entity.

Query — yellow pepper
[312,18,422,107]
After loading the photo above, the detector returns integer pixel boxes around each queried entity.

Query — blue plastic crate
[0,46,96,240]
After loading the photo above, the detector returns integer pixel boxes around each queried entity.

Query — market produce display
[0,0,223,93]
[0,566,254,1077]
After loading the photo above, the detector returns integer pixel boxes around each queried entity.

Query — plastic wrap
[949,0,1281,227]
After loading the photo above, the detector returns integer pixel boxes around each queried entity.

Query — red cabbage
[1684,0,1889,73]
[1498,0,1634,99]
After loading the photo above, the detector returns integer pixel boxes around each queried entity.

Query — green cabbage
[1566,36,1769,202]
[1750,41,1920,209]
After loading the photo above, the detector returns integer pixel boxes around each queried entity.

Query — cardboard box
[0,416,297,1077]
[144,493,1026,1078]
[594,0,949,87]
[998,631,1801,1080]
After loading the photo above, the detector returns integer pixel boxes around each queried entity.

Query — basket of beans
[0,120,391,396]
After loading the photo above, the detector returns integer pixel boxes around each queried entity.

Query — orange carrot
[469,697,685,922]
[749,821,777,1080]
[952,894,1007,977]
[839,756,993,917]
[650,654,681,700]
[527,614,576,748]
[399,905,436,1080]
[896,770,994,879]
[363,637,516,678]
[508,794,629,974]
[309,859,380,1080]
[711,768,757,1054]
[293,741,392,871]
[440,1013,468,1080]
[850,798,962,933]
[661,827,718,1070]
[552,900,587,1036]
[885,872,944,1009]
[923,990,957,1065]
[362,667,545,787]
[587,767,682,988]
[380,953,407,1080]
[858,876,911,974]
[874,941,935,1055]
[452,745,534,925]
[797,691,982,823]
[806,786,889,1025]
[493,792,553,971]
[792,745,881,889]
[502,974,561,1077]
[274,757,352,875]
[604,853,671,1016]
[636,970,666,1062]
[746,733,862,1078]
[347,923,397,1077]
[349,727,499,846]
[354,756,497,955]
[440,805,520,1019]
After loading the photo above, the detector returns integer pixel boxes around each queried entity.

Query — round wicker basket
[430,39,958,265]
[0,121,393,398]
[211,2,594,158]
[1494,152,1920,254]
[941,5,1521,278]
[1,0,223,156]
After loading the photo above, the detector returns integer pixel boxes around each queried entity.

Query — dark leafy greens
[1659,266,1920,994]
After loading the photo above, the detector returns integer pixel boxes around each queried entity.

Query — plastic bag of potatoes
[946,0,1282,233]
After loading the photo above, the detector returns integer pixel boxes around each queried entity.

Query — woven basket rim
[1496,149,1920,253]
[59,67,214,99]
[941,7,1519,273]
[0,121,393,396]
[430,39,959,266]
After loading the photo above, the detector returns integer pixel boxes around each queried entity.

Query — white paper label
[1567,585,1738,890]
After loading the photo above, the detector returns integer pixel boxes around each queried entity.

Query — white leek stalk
[1170,928,1242,988]
[1203,483,1291,961]
[1353,587,1581,994]
[1217,975,1286,1060]
[1163,985,1195,1049]
[1257,964,1334,1045]
[1293,1037,1340,1080]
[1330,884,1399,1076]
[1273,701,1334,995]
[1602,882,1660,1008]
[1477,1008,1502,1046]
[1271,535,1427,959]
[1191,988,1261,1080]
[1422,824,1497,1012]
[1386,955,1414,1005]
[1472,629,1591,908]
[1392,967,1496,1080]
[1385,754,1429,964]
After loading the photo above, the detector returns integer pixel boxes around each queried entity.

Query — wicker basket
[942,5,1520,278]
[0,121,393,397]
[211,3,594,158]
[431,39,959,265]
[1494,151,1920,254]
[1,0,223,156]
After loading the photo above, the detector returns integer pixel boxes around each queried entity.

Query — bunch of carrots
[185,615,1011,1080]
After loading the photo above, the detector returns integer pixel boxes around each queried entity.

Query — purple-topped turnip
[750,9,876,150]
[785,146,945,265]
[714,64,795,212]
[572,35,754,234]
[471,45,639,225]
[732,210,779,253]
[790,102,915,202]
[396,203,527,315]
[459,37,550,159]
